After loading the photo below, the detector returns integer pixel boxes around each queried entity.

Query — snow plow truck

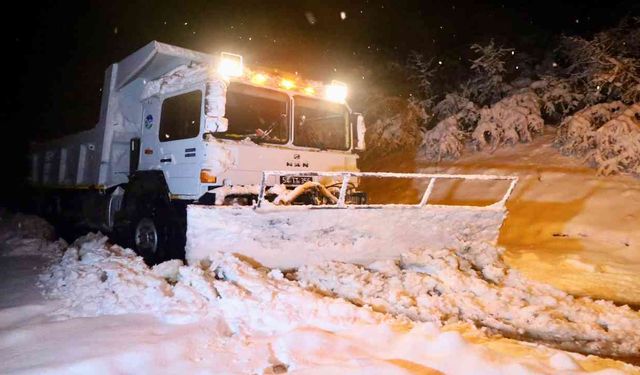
[29,41,517,267]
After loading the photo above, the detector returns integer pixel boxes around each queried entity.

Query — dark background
[2,0,638,207]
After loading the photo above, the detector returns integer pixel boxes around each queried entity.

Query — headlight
[324,80,348,103]
[218,52,243,78]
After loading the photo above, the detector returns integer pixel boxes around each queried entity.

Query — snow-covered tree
[419,114,466,161]
[472,90,544,151]
[561,32,640,105]
[592,104,640,176]
[555,101,627,155]
[431,92,479,130]
[363,96,424,156]
[466,41,514,106]
[405,51,438,129]
[531,77,584,121]
[407,51,437,104]
[556,101,639,175]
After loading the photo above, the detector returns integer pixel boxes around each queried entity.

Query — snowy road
[0,255,46,309]
[0,213,639,373]
[362,132,640,306]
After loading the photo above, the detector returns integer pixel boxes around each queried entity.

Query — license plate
[280,175,313,185]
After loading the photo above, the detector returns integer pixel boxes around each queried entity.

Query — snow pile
[40,233,195,321]
[209,184,261,205]
[472,90,544,151]
[39,233,639,373]
[556,102,640,175]
[0,212,65,258]
[209,184,297,206]
[296,242,640,358]
[0,212,55,241]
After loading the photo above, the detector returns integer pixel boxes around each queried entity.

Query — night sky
[2,0,638,204]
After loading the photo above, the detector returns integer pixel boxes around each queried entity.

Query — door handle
[160,157,172,163]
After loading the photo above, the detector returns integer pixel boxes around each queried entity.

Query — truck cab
[29,41,366,263]
[138,54,365,202]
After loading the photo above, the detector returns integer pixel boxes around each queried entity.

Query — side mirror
[204,116,228,133]
[351,113,366,151]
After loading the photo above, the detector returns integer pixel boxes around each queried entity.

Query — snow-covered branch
[472,90,544,151]
[363,97,424,156]
[556,102,640,176]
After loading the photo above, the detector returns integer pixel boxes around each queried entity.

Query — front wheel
[132,216,167,265]
[135,217,158,254]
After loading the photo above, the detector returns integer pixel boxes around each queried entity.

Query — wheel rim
[135,218,158,254]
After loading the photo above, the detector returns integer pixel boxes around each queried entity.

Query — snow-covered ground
[0,211,639,373]
[362,130,640,306]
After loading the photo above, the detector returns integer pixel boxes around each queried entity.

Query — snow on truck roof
[115,41,212,89]
[117,41,348,103]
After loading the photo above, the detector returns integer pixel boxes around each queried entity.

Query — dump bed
[29,41,212,189]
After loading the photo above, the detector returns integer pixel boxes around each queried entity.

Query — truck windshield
[217,82,289,144]
[293,96,349,151]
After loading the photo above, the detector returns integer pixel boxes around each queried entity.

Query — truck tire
[132,214,169,265]
[127,187,180,265]
[116,171,186,265]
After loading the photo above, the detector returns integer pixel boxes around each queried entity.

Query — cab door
[139,89,204,198]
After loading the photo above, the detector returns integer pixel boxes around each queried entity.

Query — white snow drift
[297,243,640,358]
[32,225,639,373]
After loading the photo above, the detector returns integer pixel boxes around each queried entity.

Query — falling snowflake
[305,12,317,25]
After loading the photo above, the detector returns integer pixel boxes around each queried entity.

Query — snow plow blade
[186,172,518,269]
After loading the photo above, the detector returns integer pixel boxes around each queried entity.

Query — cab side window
[159,91,202,142]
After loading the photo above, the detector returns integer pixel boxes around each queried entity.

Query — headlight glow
[251,73,268,85]
[218,52,243,78]
[280,79,296,90]
[324,80,348,103]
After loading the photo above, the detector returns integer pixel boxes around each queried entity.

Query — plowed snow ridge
[40,231,640,361]
[296,243,640,358]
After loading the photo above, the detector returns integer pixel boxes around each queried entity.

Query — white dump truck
[31,41,517,267]
[30,41,367,262]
